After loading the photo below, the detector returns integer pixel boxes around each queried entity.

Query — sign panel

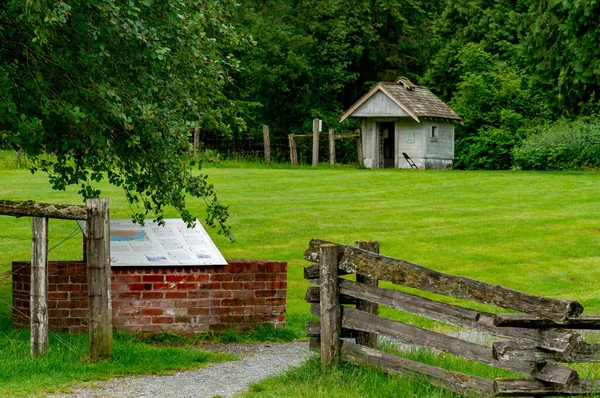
[78,219,227,266]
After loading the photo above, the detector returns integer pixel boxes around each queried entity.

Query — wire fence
[199,130,360,165]
[0,224,82,353]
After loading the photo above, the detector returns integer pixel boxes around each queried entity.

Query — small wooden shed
[341,77,462,169]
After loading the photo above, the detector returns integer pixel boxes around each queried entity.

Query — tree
[0,0,249,240]
[520,0,600,116]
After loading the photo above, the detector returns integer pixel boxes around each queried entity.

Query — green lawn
[2,154,600,396]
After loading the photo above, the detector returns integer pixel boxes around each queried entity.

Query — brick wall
[12,260,287,334]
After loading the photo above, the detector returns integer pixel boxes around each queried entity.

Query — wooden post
[289,134,298,166]
[15,149,22,168]
[320,243,341,366]
[356,130,363,167]
[263,125,271,165]
[355,240,379,349]
[86,198,113,360]
[30,217,48,356]
[328,129,335,166]
[312,118,320,167]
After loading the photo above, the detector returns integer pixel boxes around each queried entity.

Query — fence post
[356,129,363,167]
[263,125,271,165]
[30,217,48,356]
[320,243,341,366]
[312,118,320,167]
[355,240,379,348]
[289,134,298,166]
[328,129,335,166]
[86,198,113,360]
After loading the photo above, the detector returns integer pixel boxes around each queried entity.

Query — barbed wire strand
[0,224,86,353]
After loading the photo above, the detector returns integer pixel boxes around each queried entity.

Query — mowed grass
[2,153,600,396]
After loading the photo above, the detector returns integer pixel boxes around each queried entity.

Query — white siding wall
[396,119,423,169]
[352,91,410,118]
[361,117,456,169]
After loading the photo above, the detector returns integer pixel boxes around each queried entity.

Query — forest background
[3,0,600,173]
[210,0,600,170]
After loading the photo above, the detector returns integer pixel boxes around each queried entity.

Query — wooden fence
[0,199,113,360]
[303,239,600,396]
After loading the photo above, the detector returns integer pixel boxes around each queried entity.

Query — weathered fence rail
[304,239,600,397]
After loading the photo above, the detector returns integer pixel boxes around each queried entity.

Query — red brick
[166,275,186,283]
[255,273,276,282]
[188,307,210,315]
[188,291,209,299]
[211,290,231,299]
[186,274,209,282]
[70,309,88,318]
[129,283,152,291]
[116,275,142,283]
[244,282,265,290]
[153,283,176,290]
[174,316,193,323]
[221,298,243,307]
[265,281,286,289]
[232,290,254,299]
[165,291,187,299]
[276,289,286,298]
[152,316,174,324]
[266,298,285,306]
[127,317,152,325]
[129,300,151,307]
[142,308,164,316]
[221,282,242,290]
[232,273,255,281]
[210,274,232,282]
[111,283,129,292]
[228,263,244,273]
[70,291,88,300]
[198,282,221,290]
[70,276,87,284]
[243,298,265,306]
[49,292,69,300]
[53,275,69,284]
[277,273,287,281]
[243,263,258,273]
[256,289,276,298]
[143,275,165,283]
[142,291,164,299]
[176,283,198,290]
[118,291,141,300]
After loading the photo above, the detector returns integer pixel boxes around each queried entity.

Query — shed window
[431,126,438,141]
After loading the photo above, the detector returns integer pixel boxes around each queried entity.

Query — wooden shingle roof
[340,77,461,123]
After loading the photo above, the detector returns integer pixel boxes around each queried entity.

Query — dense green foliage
[0,0,251,237]
[514,117,600,170]
[225,0,600,169]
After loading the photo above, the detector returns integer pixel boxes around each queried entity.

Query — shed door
[377,122,395,168]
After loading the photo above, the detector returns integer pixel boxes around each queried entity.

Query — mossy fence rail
[303,238,600,397]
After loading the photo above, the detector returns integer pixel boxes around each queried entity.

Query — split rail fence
[304,239,600,396]
[287,118,362,167]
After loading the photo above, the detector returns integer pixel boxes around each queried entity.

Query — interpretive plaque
[78,219,227,266]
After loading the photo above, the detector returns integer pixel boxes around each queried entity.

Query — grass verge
[0,328,235,397]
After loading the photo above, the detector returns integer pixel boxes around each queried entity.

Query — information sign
[78,219,227,266]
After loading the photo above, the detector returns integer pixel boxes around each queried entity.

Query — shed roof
[340,77,462,123]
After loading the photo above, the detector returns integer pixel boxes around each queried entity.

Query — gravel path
[57,342,312,398]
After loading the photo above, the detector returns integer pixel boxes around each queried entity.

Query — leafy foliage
[0,0,249,238]
[513,117,600,170]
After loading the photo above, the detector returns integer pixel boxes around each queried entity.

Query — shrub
[513,117,600,170]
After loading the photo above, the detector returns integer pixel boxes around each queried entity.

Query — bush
[513,117,600,170]
[455,126,521,170]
